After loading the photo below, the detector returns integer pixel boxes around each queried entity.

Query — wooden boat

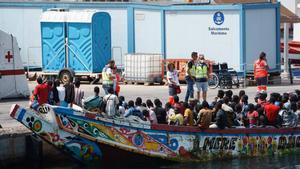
[9,104,300,164]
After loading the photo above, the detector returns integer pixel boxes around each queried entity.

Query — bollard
[243,63,247,88]
[288,59,293,84]
[25,134,43,169]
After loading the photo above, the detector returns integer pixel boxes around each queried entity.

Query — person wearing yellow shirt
[169,108,184,125]
[183,102,194,126]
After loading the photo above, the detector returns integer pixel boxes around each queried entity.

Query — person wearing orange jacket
[254,52,269,93]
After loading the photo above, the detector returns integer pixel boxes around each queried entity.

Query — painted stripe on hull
[17,108,26,122]
[9,104,19,118]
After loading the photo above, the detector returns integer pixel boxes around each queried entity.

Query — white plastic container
[124,53,163,83]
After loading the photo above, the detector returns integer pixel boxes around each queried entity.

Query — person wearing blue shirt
[124,100,144,120]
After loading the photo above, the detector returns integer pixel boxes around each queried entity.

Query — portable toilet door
[66,11,111,73]
[40,11,67,72]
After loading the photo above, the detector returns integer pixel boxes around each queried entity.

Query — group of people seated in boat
[96,88,300,129]
[30,76,300,129]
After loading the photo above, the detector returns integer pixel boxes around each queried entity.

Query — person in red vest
[254,52,269,93]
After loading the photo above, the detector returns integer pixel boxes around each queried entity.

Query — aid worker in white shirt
[167,62,180,96]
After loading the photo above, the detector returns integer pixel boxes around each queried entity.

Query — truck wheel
[208,73,219,89]
[59,69,74,84]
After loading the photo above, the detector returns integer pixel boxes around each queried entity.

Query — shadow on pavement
[0,98,29,103]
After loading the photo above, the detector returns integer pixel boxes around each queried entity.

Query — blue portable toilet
[41,10,111,73]
[41,11,67,72]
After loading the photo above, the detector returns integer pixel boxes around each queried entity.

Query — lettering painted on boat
[202,137,237,150]
[278,136,300,149]
[38,105,50,114]
[201,135,300,151]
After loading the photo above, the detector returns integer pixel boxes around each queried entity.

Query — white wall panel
[294,23,300,41]
[134,9,161,54]
[165,10,241,71]
[0,8,42,67]
[245,8,277,70]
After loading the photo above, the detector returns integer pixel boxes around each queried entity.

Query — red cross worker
[254,52,269,93]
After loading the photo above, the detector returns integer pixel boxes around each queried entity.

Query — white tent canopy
[0,29,29,99]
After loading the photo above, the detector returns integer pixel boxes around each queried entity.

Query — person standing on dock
[167,63,180,97]
[254,52,269,93]
[195,54,209,102]
[184,52,197,102]
[102,60,115,95]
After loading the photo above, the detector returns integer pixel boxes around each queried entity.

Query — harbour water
[10,155,300,169]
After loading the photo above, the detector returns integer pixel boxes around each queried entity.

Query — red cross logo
[5,51,13,63]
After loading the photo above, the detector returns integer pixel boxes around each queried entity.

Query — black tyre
[59,69,74,84]
[233,79,240,88]
[208,73,219,89]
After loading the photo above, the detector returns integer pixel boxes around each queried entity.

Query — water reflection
[65,155,300,169]
[11,155,300,169]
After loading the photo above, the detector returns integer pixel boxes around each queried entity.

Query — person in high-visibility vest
[195,55,209,101]
[184,52,198,102]
[102,60,115,95]
[254,52,269,93]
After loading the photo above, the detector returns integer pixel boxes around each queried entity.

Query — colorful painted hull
[9,104,300,163]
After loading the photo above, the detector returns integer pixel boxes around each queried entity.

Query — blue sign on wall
[213,11,224,25]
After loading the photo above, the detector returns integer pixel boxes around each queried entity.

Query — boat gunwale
[52,106,300,135]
